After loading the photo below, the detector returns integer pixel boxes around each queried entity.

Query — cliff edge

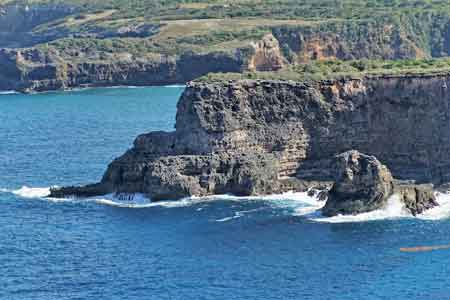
[51,74,450,203]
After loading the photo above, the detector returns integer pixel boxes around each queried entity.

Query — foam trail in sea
[215,207,267,222]
[214,191,326,222]
[0,90,18,95]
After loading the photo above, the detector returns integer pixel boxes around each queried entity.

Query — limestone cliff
[51,74,450,200]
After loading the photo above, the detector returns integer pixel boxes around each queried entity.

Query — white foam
[89,191,322,211]
[0,90,18,95]
[263,191,326,215]
[5,184,450,223]
[164,84,186,88]
[216,215,241,222]
[215,207,267,222]
[91,193,212,208]
[311,195,410,223]
[12,186,51,198]
[417,192,450,220]
[310,192,450,224]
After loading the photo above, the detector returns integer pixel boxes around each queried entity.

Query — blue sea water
[1,87,450,300]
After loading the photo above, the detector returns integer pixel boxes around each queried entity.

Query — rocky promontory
[51,74,450,215]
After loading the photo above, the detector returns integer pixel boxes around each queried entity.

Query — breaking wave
[2,186,450,222]
[11,186,51,198]
[311,195,410,223]
[416,192,450,220]
[309,192,450,223]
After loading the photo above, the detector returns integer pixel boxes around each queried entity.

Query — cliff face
[272,22,428,62]
[0,48,247,92]
[51,74,450,200]
[4,13,450,93]
[5,2,450,92]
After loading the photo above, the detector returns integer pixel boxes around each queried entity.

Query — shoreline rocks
[322,150,438,217]
[322,151,394,216]
[395,184,438,216]
[50,77,449,217]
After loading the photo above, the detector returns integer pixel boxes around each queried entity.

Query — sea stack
[322,150,438,216]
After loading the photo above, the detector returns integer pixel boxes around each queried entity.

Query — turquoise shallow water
[1,87,450,300]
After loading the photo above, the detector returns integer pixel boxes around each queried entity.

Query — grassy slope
[4,0,450,80]
[1,1,446,53]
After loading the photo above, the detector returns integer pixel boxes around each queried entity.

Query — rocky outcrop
[322,150,438,216]
[322,151,394,216]
[272,22,427,62]
[395,184,438,216]
[247,34,285,71]
[51,75,450,206]
[0,32,291,93]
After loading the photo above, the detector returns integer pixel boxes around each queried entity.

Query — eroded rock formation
[395,184,438,216]
[322,150,438,216]
[51,75,450,210]
[248,34,285,71]
[322,150,394,216]
[0,48,246,92]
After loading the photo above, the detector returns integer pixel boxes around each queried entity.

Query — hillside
[3,0,450,91]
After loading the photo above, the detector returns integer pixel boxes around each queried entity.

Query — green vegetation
[5,0,450,21]
[3,0,446,60]
[4,0,450,84]
[198,58,450,82]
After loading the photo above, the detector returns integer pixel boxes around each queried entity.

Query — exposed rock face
[0,48,246,93]
[51,76,450,208]
[7,4,450,92]
[271,21,428,62]
[322,150,439,216]
[395,184,438,216]
[248,34,285,71]
[322,151,394,216]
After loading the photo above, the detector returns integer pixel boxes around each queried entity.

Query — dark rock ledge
[51,77,450,216]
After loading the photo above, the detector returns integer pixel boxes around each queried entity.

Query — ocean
[1,86,450,299]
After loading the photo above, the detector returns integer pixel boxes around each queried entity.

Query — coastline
[0,83,187,95]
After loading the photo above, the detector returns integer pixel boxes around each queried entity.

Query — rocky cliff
[0,48,247,92]
[0,33,286,92]
[51,74,450,201]
[6,2,450,92]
